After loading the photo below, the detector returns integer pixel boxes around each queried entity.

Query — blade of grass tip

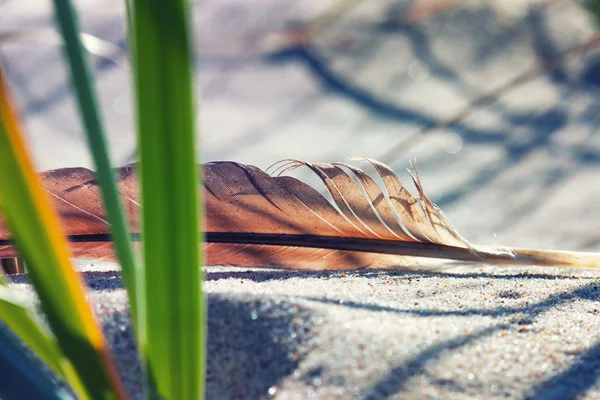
[52,0,142,332]
[130,0,205,398]
[0,62,128,399]
[0,328,75,400]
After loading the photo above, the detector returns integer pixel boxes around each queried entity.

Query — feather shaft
[1,160,599,272]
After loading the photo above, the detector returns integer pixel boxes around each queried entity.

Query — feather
[1,159,599,271]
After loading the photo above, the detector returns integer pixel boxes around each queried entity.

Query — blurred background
[1,0,600,251]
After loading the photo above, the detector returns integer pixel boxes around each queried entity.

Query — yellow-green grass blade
[0,328,74,400]
[130,0,205,398]
[0,63,128,399]
[52,0,142,331]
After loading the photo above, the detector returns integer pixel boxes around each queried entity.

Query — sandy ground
[3,0,600,398]
[7,263,600,400]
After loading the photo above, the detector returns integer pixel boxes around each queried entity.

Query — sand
[6,262,600,399]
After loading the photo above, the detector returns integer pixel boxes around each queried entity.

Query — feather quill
[1,159,599,271]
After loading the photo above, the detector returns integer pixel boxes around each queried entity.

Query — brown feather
[1,159,599,270]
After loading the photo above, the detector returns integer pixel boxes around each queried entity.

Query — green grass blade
[130,0,205,398]
[52,0,142,329]
[0,29,125,67]
[0,328,74,400]
[0,283,89,397]
[124,0,134,37]
[0,62,128,399]
[0,284,66,377]
[585,0,600,29]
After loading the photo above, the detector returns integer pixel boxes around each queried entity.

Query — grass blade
[0,62,127,399]
[0,29,125,67]
[52,0,142,329]
[0,328,74,400]
[130,0,205,398]
[0,282,66,377]
[0,282,88,397]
